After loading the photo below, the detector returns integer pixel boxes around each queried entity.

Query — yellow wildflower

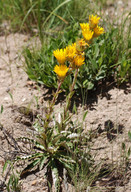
[53,48,67,64]
[54,65,69,79]
[93,25,104,37]
[89,15,100,29]
[74,55,85,67]
[82,28,94,41]
[80,23,90,31]
[76,38,89,52]
[66,43,77,61]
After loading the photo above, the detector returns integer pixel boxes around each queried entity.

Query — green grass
[0,0,91,37]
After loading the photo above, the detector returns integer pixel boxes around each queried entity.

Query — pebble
[4,97,9,101]
[6,87,10,92]
[31,180,37,186]
[22,98,26,102]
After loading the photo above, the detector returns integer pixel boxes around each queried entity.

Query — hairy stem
[44,80,64,130]
[64,68,79,119]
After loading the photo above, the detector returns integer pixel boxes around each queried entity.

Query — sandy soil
[0,1,131,191]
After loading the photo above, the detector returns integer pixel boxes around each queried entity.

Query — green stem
[64,68,79,119]
[44,80,64,130]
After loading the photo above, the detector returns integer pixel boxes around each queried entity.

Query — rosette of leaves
[4,113,91,192]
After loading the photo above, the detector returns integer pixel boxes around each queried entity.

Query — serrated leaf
[18,137,46,151]
[21,158,41,176]
[58,158,74,171]
[52,134,64,145]
[16,153,43,161]
[39,155,48,170]
[59,157,76,164]
[67,133,79,139]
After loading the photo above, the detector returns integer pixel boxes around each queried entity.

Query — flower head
[74,55,85,67]
[89,15,100,29]
[93,25,104,37]
[80,23,90,31]
[82,28,94,41]
[66,43,77,61]
[53,48,67,64]
[54,65,69,80]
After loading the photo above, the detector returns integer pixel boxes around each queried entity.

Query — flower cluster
[53,40,86,80]
[80,14,104,41]
[53,14,104,80]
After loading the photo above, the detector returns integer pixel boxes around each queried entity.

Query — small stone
[31,180,37,186]
[27,80,34,86]
[118,1,123,5]
[6,87,10,92]
[22,98,26,102]
[4,97,9,101]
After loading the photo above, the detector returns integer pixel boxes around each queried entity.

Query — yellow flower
[74,55,85,67]
[66,43,77,61]
[76,38,89,52]
[80,23,90,31]
[93,25,104,37]
[54,65,69,79]
[89,15,100,29]
[53,48,67,64]
[82,28,94,41]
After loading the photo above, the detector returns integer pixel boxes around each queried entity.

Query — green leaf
[17,137,46,151]
[67,133,79,139]
[16,153,43,161]
[58,158,75,171]
[39,155,48,170]
[51,161,60,192]
[87,81,94,90]
[83,110,88,121]
[83,79,89,88]
[128,131,131,141]
[127,148,131,158]
[3,160,11,174]
[21,159,41,176]
[122,142,126,150]
[94,44,99,58]
[72,102,77,114]
[52,134,65,145]
[1,105,3,114]
[8,92,13,101]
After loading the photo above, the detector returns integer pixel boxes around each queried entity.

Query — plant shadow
[41,79,130,113]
